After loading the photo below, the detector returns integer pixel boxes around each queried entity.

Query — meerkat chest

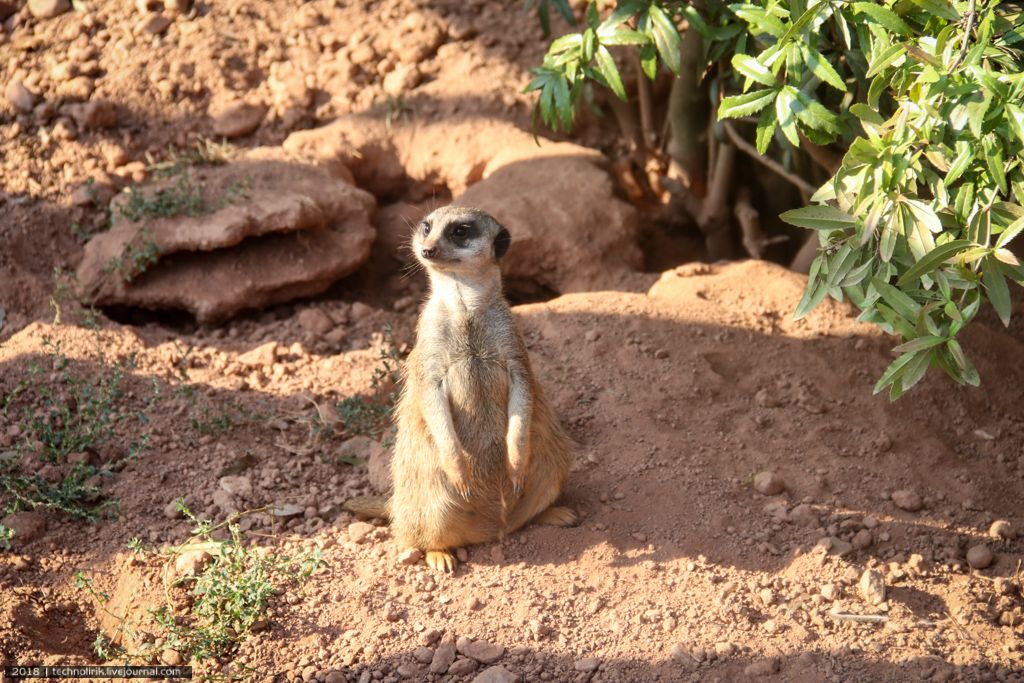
[430,315,512,413]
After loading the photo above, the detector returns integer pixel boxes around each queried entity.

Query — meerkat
[346,206,576,572]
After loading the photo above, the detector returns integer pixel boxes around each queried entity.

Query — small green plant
[334,326,402,440]
[0,523,13,550]
[118,173,208,223]
[0,327,151,521]
[153,504,324,662]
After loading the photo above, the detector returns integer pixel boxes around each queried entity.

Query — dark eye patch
[446,221,479,246]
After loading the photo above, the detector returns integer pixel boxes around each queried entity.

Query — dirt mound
[75,152,376,323]
[283,117,641,294]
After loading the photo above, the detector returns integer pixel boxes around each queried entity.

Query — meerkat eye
[421,221,431,236]
[452,224,468,239]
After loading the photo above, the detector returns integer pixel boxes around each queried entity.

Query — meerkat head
[413,206,511,277]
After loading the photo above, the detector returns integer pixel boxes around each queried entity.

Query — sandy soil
[1,1,1023,683]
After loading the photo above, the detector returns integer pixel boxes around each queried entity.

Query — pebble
[851,529,873,549]
[297,308,334,336]
[163,501,183,519]
[56,76,95,101]
[399,548,423,566]
[324,672,345,683]
[447,658,478,676]
[989,520,1015,539]
[429,642,456,674]
[136,12,173,34]
[713,642,735,658]
[412,647,434,664]
[5,80,36,113]
[744,657,781,676]
[457,637,504,664]
[420,629,442,646]
[471,666,516,683]
[753,471,785,495]
[820,583,838,600]
[219,475,252,499]
[160,648,183,666]
[669,643,689,662]
[891,489,923,512]
[211,102,267,138]
[584,329,600,342]
[348,522,374,543]
[28,0,70,19]
[859,569,886,605]
[966,544,994,569]
[395,663,421,678]
[174,550,213,577]
[574,657,600,672]
[382,63,421,96]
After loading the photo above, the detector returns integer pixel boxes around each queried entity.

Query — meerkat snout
[414,206,511,273]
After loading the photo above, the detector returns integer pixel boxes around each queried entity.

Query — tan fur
[385,206,574,570]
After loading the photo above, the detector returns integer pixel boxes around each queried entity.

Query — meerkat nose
[421,247,437,259]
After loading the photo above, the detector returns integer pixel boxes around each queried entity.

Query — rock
[166,0,192,13]
[574,657,600,672]
[163,501,183,519]
[447,659,478,676]
[337,436,391,492]
[211,489,238,514]
[348,521,374,543]
[989,520,1015,539]
[5,81,36,113]
[753,471,785,495]
[382,63,421,96]
[174,549,213,577]
[966,544,994,569]
[76,152,376,323]
[373,201,431,265]
[56,76,94,101]
[160,648,183,666]
[0,510,48,544]
[324,672,345,683]
[273,504,304,519]
[28,0,71,19]
[413,647,434,664]
[429,642,457,674]
[891,489,923,512]
[744,658,781,676]
[391,11,446,63]
[239,342,279,367]
[219,475,253,499]
[67,100,119,129]
[851,529,873,549]
[297,308,334,336]
[820,583,838,600]
[211,102,267,138]
[859,569,886,606]
[136,12,172,34]
[471,666,516,683]
[457,638,504,664]
[399,548,423,566]
[713,642,735,658]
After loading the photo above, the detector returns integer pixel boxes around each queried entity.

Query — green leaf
[549,33,583,53]
[648,4,681,75]
[718,88,777,119]
[866,43,906,78]
[639,43,657,80]
[983,136,1008,195]
[873,351,918,395]
[594,46,626,100]
[850,103,884,125]
[901,198,941,234]
[732,54,776,87]
[775,85,800,145]
[755,105,777,154]
[947,339,980,386]
[893,335,946,353]
[871,276,921,320]
[600,28,649,46]
[780,205,858,231]
[896,239,972,286]
[996,216,1024,249]
[803,46,847,92]
[852,2,913,36]
[732,7,787,38]
[793,91,843,135]
[945,141,974,185]
[983,257,1012,326]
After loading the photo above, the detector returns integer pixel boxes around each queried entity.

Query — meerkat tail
[342,495,391,521]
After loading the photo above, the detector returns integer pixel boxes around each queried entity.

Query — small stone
[669,643,689,662]
[456,547,469,563]
[574,658,600,672]
[166,0,192,13]
[174,549,213,577]
[211,102,267,138]
[989,520,1015,540]
[744,658,781,676]
[966,544,994,569]
[5,81,36,113]
[713,642,735,658]
[28,0,71,19]
[447,658,478,676]
[273,504,304,519]
[136,12,172,34]
[654,348,669,360]
[820,583,838,600]
[160,648,183,666]
[584,329,600,342]
[238,341,278,367]
[348,521,374,543]
[56,76,94,101]
[753,471,785,495]
[324,672,345,683]
[163,501,183,519]
[429,642,457,674]
[399,548,423,566]
[413,647,434,664]
[851,529,873,549]
[471,666,516,683]
[382,63,422,96]
[219,475,253,499]
[489,546,505,564]
[457,638,504,664]
[859,569,886,606]
[891,489,923,512]
[297,308,334,336]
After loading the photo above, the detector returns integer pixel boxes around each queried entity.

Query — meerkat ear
[493,226,511,260]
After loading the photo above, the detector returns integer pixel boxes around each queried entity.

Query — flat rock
[28,0,71,19]
[457,638,504,664]
[471,666,516,683]
[348,521,374,543]
[448,659,478,676]
[77,151,376,322]
[891,489,923,512]
[429,642,457,674]
[753,470,785,495]
[211,102,267,138]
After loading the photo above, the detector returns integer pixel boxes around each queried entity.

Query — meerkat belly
[444,356,508,463]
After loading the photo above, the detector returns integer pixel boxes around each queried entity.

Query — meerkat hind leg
[425,550,458,573]
[533,505,578,527]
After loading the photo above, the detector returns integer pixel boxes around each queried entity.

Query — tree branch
[734,186,788,259]
[723,121,818,196]
[949,0,978,73]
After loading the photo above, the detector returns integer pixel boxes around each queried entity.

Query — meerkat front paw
[426,550,458,573]
[442,461,472,500]
[506,462,526,496]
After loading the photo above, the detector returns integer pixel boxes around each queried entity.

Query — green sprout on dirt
[0,524,13,550]
[333,325,402,442]
[0,326,152,522]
